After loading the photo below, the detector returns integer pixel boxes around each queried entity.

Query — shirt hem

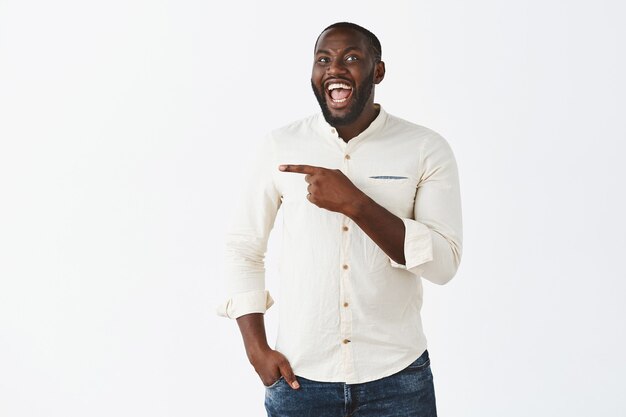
[291,345,428,384]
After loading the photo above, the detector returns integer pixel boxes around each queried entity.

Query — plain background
[1,0,625,416]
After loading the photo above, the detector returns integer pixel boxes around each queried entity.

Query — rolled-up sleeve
[389,134,463,285]
[216,289,275,319]
[216,136,282,319]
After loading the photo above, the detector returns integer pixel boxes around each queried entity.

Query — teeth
[332,98,348,103]
[327,83,352,91]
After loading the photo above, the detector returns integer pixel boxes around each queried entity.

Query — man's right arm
[216,135,299,389]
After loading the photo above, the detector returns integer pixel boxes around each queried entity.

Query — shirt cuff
[389,218,433,275]
[216,290,275,319]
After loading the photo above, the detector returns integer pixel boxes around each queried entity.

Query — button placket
[339,143,355,381]
[339,215,355,380]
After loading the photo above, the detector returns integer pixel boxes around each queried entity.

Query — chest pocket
[359,175,418,219]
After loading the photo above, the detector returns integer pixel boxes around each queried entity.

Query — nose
[327,58,348,76]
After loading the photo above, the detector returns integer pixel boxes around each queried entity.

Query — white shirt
[217,105,463,384]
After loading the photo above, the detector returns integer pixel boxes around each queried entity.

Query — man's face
[311,28,382,126]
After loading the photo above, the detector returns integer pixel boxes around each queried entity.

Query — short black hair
[315,22,382,61]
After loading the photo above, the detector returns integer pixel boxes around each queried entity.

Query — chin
[322,103,362,126]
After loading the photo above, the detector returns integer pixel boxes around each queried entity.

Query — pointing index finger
[279,164,320,174]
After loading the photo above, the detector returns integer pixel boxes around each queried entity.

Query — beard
[311,67,375,127]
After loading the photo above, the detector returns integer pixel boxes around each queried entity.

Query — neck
[336,102,380,142]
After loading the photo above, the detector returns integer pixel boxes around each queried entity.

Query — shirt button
[342,226,349,232]
[343,302,349,307]
[331,128,336,134]
[342,264,349,270]
[342,339,351,344]
[344,154,351,160]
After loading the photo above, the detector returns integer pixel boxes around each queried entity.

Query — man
[217,22,463,416]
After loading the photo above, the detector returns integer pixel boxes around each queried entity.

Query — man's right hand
[249,347,300,389]
[236,313,300,390]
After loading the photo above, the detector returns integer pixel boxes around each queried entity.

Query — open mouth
[325,81,353,108]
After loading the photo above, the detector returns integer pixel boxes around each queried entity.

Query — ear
[374,60,386,84]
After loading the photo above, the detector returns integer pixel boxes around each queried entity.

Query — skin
[236,27,407,390]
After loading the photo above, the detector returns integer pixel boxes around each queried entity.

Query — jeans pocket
[406,350,431,370]
[264,376,284,389]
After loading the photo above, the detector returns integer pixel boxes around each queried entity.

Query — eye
[317,57,330,63]
[346,55,359,62]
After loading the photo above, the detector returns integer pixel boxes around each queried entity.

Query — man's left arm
[391,134,463,284]
[279,133,462,285]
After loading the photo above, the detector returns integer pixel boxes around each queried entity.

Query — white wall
[1,0,624,416]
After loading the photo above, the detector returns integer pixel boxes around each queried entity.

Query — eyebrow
[315,46,363,55]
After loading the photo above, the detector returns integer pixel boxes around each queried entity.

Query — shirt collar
[316,104,388,144]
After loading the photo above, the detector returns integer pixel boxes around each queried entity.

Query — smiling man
[217,22,463,417]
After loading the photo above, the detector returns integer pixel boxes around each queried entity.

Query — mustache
[323,76,352,85]
[313,77,354,90]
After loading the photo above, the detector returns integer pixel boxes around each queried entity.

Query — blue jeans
[264,350,437,417]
